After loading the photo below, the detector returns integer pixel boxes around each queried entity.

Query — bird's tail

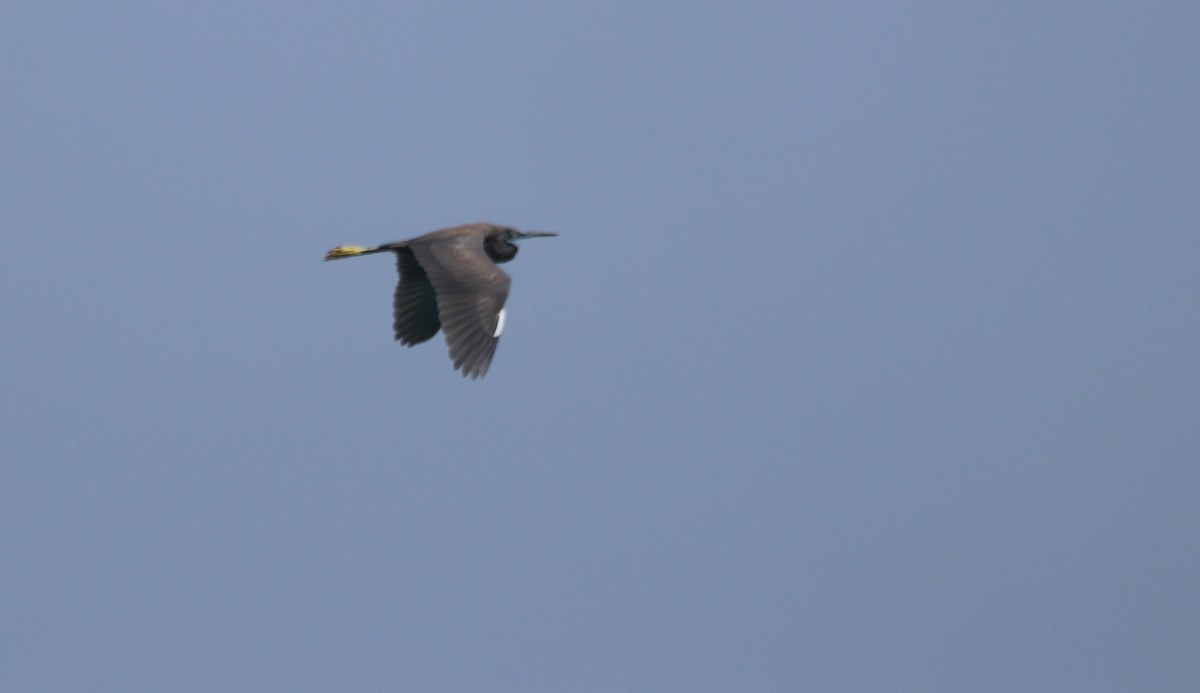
[324,245,376,261]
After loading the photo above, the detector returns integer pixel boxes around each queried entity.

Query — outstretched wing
[409,234,511,379]
[392,248,441,346]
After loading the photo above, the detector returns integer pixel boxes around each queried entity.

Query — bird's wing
[392,248,441,346]
[410,235,511,379]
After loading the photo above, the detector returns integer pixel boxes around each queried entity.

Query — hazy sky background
[3,2,1197,691]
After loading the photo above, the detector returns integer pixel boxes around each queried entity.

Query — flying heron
[324,222,557,379]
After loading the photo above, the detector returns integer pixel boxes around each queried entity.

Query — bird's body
[325,223,556,379]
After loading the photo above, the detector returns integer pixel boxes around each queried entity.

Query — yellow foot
[324,246,370,261]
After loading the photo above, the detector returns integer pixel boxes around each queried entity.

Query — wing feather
[409,234,511,379]
[392,248,441,345]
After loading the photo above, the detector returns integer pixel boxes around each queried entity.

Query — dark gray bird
[325,222,557,379]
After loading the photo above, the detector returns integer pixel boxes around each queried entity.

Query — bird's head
[484,226,557,263]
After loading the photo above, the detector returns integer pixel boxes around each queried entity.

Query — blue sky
[3,2,1198,691]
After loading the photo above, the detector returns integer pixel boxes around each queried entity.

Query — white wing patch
[493,307,507,337]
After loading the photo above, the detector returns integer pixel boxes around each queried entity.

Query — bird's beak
[516,230,558,239]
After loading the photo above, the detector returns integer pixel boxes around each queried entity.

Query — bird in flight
[325,222,557,379]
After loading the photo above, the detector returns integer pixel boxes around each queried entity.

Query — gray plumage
[325,223,556,379]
